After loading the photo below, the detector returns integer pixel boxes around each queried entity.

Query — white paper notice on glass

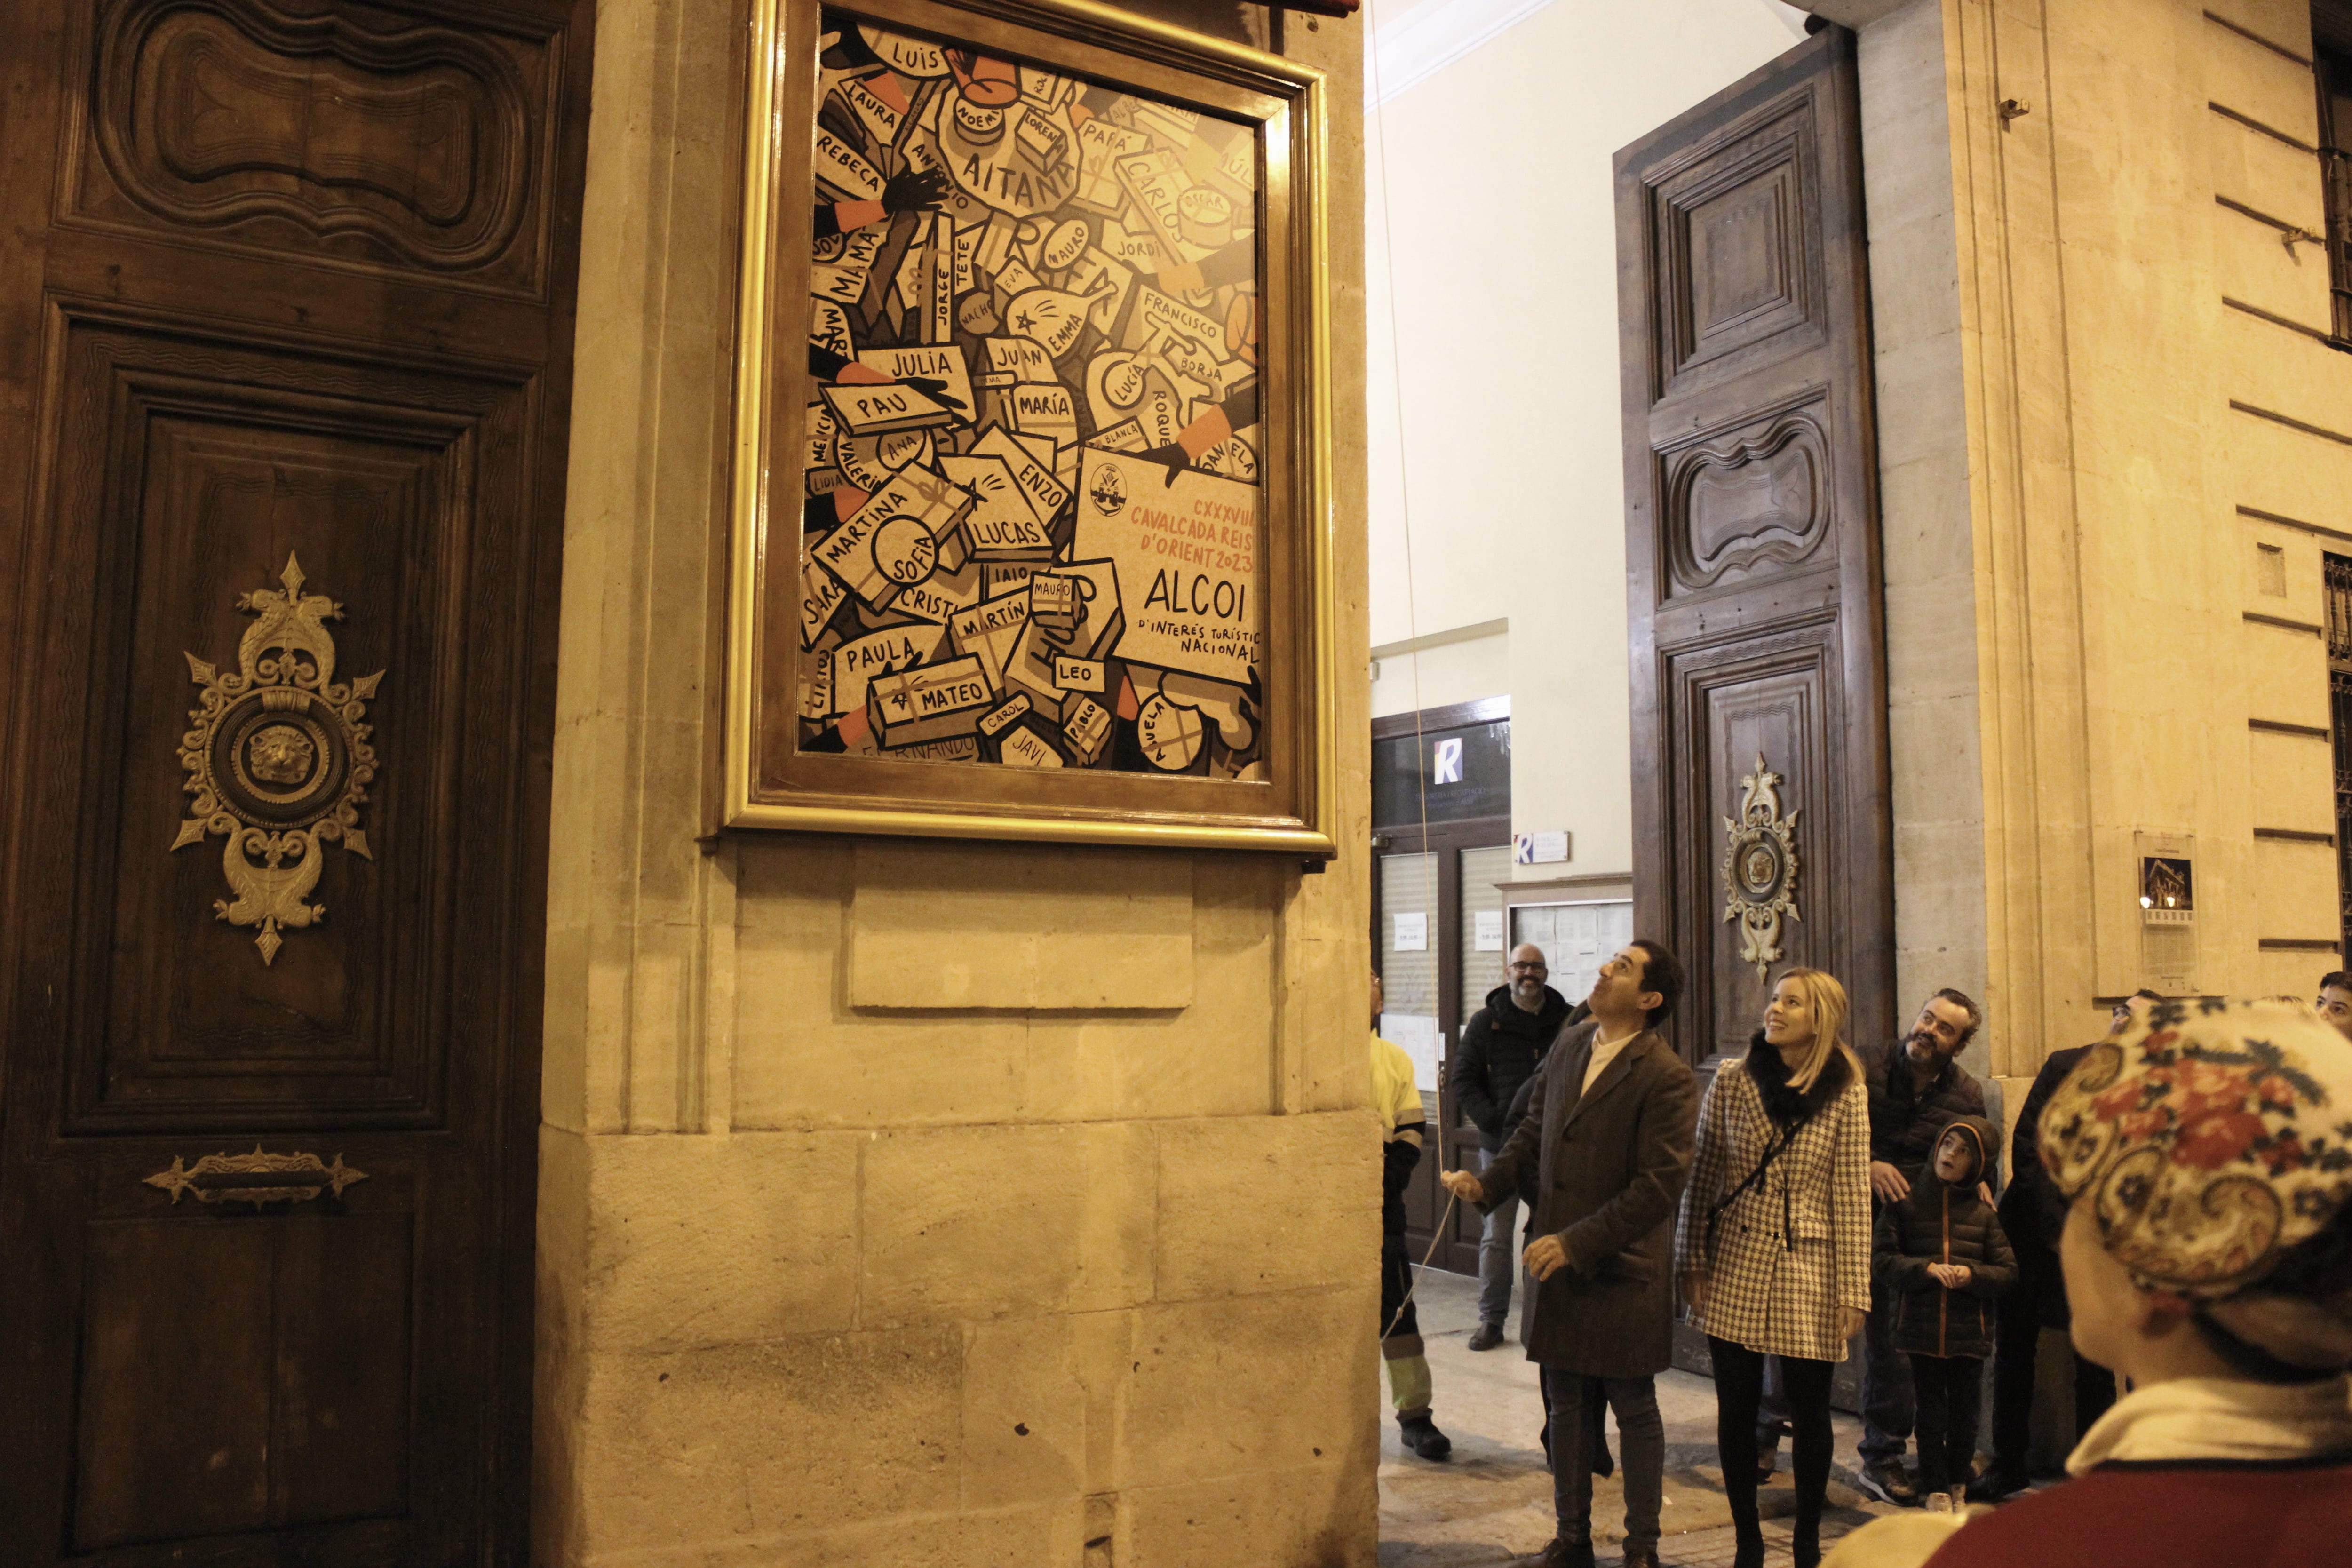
[1381,1012,1442,1091]
[1391,912,1428,952]
[1473,909,1504,951]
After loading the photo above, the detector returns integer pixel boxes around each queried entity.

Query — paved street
[1379,1269,1902,1566]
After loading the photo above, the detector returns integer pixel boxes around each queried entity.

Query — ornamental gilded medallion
[1721,752,1801,981]
[171,554,381,965]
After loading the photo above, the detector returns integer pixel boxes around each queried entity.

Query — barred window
[2326,555,2352,950]
[2321,11,2352,342]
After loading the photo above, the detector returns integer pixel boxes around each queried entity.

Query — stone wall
[1839,0,2346,1092]
[533,4,1377,1564]
[1859,0,1994,1079]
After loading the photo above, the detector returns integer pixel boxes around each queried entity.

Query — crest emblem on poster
[171,554,381,965]
[1721,753,1801,981]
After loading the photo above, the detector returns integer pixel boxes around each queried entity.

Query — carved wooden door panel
[0,2,593,1563]
[1614,28,1893,1066]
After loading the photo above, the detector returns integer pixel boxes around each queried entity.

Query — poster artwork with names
[799,10,1267,780]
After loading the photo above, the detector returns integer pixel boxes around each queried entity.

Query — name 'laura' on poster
[1074,449,1262,687]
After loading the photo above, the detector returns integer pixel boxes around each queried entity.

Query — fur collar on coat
[1743,1030,1852,1128]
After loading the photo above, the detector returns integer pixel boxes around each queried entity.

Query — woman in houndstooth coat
[1674,968,1873,1568]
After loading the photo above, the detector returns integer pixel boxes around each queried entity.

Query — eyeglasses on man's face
[1508,961,1546,974]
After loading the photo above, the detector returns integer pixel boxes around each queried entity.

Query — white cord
[1384,1189,1460,1340]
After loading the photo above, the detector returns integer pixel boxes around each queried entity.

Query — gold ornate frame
[722,0,1335,852]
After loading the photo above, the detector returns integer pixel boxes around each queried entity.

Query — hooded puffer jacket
[1871,1114,2018,1357]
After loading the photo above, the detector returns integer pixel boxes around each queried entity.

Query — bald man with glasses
[1450,943,1581,1348]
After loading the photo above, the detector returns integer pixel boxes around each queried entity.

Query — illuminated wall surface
[530,0,2352,1561]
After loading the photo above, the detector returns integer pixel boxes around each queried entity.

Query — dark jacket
[1997,1043,2092,1254]
[1872,1114,2017,1357]
[1860,1038,1987,1183]
[1452,984,1576,1149]
[1502,1072,1544,1218]
[1499,1002,1592,1161]
[1477,1018,1699,1377]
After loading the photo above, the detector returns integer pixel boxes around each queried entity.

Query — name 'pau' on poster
[799,10,1267,781]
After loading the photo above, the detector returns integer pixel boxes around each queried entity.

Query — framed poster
[722,0,1336,853]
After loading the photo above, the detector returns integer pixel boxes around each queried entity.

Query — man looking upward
[1440,941,1696,1568]
[1449,943,1575,1350]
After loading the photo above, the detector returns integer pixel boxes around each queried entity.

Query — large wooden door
[0,2,594,1562]
[1615,27,1893,1066]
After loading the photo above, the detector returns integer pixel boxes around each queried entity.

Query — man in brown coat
[1442,939,1698,1568]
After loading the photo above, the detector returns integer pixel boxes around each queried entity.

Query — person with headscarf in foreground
[1821,998,2352,1568]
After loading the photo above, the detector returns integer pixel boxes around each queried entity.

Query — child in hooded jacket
[1870,1114,2016,1504]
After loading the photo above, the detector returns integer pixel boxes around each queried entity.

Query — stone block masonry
[536,1,1375,1563]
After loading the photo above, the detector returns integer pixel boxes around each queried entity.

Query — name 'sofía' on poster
[1075,450,1261,687]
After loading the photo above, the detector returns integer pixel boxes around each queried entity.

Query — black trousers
[1907,1353,1983,1496]
[1711,1337,1832,1559]
[1990,1247,2116,1473]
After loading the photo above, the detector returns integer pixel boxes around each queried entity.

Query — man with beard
[1450,944,1579,1350]
[1822,988,1988,1504]
[1440,940,1695,1568]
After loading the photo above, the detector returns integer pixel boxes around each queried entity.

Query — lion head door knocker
[171,554,381,965]
[1720,753,1801,981]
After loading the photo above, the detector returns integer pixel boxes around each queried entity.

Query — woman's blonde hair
[1771,967,1861,1092]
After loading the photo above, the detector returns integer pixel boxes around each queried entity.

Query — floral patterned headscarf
[2041,999,2352,1369]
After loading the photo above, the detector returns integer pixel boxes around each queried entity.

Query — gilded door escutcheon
[1721,753,1801,981]
[171,553,381,964]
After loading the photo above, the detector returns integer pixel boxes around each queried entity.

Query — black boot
[1724,1472,1763,1568]
[1792,1502,1822,1568]
[1398,1413,1452,1460]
